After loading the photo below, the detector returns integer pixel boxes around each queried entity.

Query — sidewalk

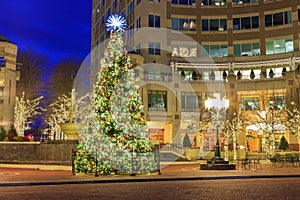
[1,160,300,187]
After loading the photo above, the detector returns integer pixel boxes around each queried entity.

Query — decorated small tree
[278,135,289,151]
[74,15,156,175]
[183,133,191,148]
[285,101,300,139]
[223,113,243,160]
[198,120,209,159]
[14,92,44,137]
[47,95,72,140]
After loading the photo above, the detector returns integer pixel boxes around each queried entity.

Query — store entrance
[149,128,164,144]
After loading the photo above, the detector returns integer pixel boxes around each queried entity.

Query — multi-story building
[0,34,19,129]
[91,0,300,153]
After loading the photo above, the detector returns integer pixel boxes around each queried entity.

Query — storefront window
[148,91,167,111]
[269,96,285,110]
[240,97,260,110]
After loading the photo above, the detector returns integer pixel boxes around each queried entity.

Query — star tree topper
[106,14,127,32]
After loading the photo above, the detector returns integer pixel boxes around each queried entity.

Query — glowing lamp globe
[106,14,127,32]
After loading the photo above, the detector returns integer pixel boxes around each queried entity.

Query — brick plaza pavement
[0,160,300,186]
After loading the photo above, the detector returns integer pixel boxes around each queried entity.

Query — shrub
[279,136,289,151]
[7,125,17,141]
[0,126,7,141]
[183,133,191,148]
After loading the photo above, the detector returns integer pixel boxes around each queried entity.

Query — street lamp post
[205,93,229,160]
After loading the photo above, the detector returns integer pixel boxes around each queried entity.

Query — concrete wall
[0,140,78,165]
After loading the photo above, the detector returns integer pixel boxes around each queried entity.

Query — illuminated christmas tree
[74,15,156,175]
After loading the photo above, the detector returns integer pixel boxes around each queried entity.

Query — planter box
[0,141,78,165]
[60,123,82,140]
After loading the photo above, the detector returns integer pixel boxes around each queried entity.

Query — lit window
[233,42,260,56]
[240,97,260,110]
[232,0,258,4]
[172,18,196,31]
[203,44,228,58]
[148,90,167,111]
[269,96,285,110]
[201,0,226,6]
[266,39,293,55]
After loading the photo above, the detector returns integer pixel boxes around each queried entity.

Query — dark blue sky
[1,0,91,65]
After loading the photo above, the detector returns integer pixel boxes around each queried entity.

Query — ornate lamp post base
[200,94,236,170]
[200,160,236,170]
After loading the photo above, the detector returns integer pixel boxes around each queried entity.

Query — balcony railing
[143,72,172,82]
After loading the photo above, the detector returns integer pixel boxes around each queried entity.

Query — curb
[1,174,300,187]
[0,161,200,171]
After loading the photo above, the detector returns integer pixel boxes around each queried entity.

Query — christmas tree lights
[74,15,157,175]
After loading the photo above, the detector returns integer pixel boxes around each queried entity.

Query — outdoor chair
[241,157,251,170]
[290,154,300,167]
[267,154,284,167]
[253,157,262,170]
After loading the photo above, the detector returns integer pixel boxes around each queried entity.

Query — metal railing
[161,143,187,156]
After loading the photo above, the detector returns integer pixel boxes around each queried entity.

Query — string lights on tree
[74,14,156,175]
[14,92,44,137]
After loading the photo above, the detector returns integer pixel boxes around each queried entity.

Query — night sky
[0,0,92,65]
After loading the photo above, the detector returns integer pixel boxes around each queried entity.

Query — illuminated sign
[172,47,197,57]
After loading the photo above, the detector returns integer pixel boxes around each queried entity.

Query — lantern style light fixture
[205,93,229,160]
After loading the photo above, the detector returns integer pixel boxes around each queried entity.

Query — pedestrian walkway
[1,160,300,187]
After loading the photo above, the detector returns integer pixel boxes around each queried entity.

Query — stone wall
[0,140,78,165]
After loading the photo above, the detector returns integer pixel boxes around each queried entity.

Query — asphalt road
[1,177,299,200]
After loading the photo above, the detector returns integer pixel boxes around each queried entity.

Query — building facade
[0,34,19,129]
[91,0,300,153]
